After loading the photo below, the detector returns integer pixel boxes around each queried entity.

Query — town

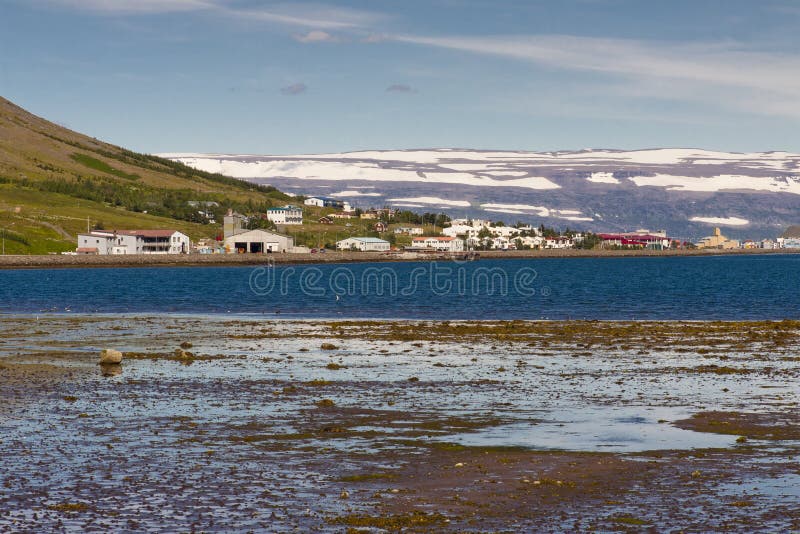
[73,195,800,256]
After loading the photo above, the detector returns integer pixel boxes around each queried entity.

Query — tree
[575,232,601,250]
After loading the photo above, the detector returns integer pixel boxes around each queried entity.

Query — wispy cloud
[280,83,307,96]
[34,0,213,14]
[293,30,338,43]
[393,33,800,118]
[223,4,378,30]
[35,0,382,29]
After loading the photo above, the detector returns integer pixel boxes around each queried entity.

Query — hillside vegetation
[0,96,292,254]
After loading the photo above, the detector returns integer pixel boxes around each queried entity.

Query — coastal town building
[544,236,575,249]
[224,229,295,254]
[696,228,739,249]
[330,211,355,219]
[599,232,671,249]
[491,236,511,250]
[266,205,303,225]
[336,237,391,252]
[223,211,251,239]
[520,235,545,249]
[304,197,343,209]
[394,226,424,236]
[408,236,465,252]
[77,230,190,255]
[442,224,478,238]
[444,220,539,240]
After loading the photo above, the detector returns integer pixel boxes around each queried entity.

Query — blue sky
[1,0,799,154]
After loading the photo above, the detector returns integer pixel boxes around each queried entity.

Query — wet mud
[1,316,798,532]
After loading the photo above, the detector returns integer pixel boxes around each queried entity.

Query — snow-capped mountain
[160,148,800,239]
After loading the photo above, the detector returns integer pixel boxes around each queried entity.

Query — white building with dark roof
[336,237,390,252]
[267,205,303,225]
[408,236,465,252]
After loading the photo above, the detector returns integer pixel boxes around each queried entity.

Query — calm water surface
[1,255,799,319]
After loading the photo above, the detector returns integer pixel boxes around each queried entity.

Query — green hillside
[0,96,292,254]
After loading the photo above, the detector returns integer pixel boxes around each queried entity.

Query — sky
[1,0,800,155]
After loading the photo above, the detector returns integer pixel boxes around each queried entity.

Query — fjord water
[1,255,799,319]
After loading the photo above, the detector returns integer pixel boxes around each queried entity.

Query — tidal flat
[1,316,798,532]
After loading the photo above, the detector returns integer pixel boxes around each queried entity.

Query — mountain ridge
[0,96,290,253]
[164,148,800,240]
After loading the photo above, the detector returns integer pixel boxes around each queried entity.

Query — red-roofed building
[599,232,671,249]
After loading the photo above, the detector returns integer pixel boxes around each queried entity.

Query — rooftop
[82,230,179,238]
[343,237,389,243]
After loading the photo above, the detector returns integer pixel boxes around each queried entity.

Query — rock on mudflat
[100,363,123,377]
[174,348,194,359]
[99,349,123,364]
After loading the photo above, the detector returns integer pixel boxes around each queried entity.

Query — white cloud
[40,0,212,13]
[293,30,337,43]
[393,33,800,118]
[226,4,377,30]
[37,0,381,30]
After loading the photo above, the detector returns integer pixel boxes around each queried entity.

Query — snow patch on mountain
[587,172,620,184]
[629,174,800,194]
[689,216,750,226]
[388,196,471,207]
[159,148,800,238]
[480,203,591,221]
[168,156,560,190]
[330,190,381,197]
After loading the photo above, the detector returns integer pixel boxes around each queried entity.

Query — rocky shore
[1,316,798,532]
[1,246,797,269]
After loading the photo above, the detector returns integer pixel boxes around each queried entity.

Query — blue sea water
[1,255,799,320]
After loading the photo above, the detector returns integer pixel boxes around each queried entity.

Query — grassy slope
[0,96,294,253]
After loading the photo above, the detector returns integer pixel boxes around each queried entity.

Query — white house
[520,235,544,249]
[489,226,525,238]
[490,236,511,250]
[336,237,391,252]
[77,230,190,255]
[224,229,295,254]
[408,236,465,252]
[442,224,478,238]
[544,236,574,249]
[267,205,303,225]
[304,197,346,209]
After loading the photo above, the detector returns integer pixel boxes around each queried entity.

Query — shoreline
[0,246,797,270]
[3,312,799,324]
